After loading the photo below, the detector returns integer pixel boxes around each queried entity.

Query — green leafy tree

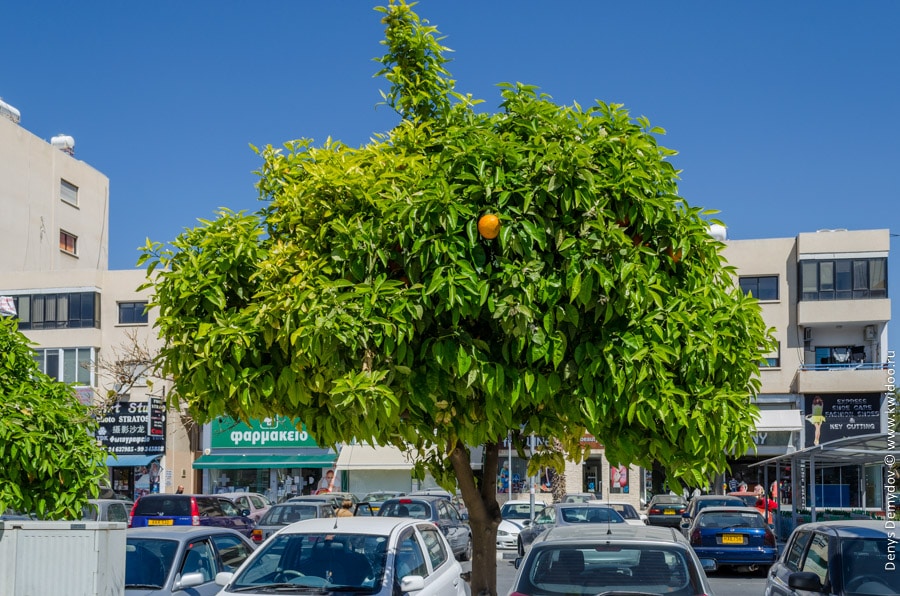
[0,317,108,519]
[140,2,772,592]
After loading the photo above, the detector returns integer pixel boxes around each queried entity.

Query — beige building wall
[1,108,190,494]
[0,115,109,272]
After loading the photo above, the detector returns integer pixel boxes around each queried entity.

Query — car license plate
[148,519,173,526]
[664,509,675,515]
[722,534,743,544]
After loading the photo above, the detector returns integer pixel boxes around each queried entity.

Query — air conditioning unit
[864,325,877,341]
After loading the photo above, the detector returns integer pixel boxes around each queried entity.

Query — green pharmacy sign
[211,415,319,449]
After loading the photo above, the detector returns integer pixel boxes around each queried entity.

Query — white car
[214,516,469,596]
[588,500,648,526]
[498,500,545,549]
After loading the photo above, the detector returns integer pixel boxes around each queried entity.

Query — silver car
[510,524,716,596]
[215,516,469,596]
[250,501,334,544]
[125,526,255,595]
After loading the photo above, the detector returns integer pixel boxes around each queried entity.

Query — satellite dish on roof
[708,223,727,241]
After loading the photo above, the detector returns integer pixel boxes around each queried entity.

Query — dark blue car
[685,506,777,574]
[129,494,255,538]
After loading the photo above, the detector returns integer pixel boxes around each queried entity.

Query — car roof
[127,526,250,540]
[538,523,685,545]
[649,494,685,502]
[693,494,744,501]
[587,500,636,507]
[696,506,765,515]
[799,520,891,538]
[386,495,446,503]
[278,516,416,535]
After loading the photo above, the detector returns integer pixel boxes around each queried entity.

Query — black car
[646,494,688,528]
[679,494,746,536]
[378,495,472,561]
[129,494,256,538]
[766,519,899,595]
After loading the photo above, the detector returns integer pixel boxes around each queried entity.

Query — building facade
[0,103,191,499]
[722,228,891,513]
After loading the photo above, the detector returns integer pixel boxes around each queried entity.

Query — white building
[723,228,891,513]
[0,100,193,498]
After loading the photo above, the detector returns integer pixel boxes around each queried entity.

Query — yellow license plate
[722,534,744,544]
[664,509,675,515]
[148,519,173,526]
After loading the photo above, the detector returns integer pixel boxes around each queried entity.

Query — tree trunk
[651,460,666,496]
[450,440,500,596]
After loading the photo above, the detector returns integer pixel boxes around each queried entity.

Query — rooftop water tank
[51,134,75,156]
[708,223,727,241]
[0,98,21,124]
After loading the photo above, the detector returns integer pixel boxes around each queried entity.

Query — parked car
[360,490,406,515]
[509,523,716,596]
[498,500,546,550]
[517,503,626,556]
[562,492,602,503]
[379,495,472,561]
[214,516,469,596]
[129,494,255,538]
[727,491,759,508]
[288,491,359,512]
[680,494,747,535]
[766,519,899,595]
[83,498,133,522]
[587,500,647,525]
[125,526,255,595]
[684,506,777,574]
[646,494,688,527]
[218,491,272,522]
[251,501,335,543]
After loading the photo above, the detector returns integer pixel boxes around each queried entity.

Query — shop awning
[192,453,335,470]
[106,454,161,467]
[336,444,417,470]
[755,409,802,432]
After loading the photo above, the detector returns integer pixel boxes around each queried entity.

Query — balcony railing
[799,362,888,371]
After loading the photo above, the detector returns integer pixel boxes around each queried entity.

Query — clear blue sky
[3,1,897,276]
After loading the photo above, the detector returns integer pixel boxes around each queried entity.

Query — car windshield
[125,538,179,589]
[260,504,321,526]
[651,496,684,505]
[840,537,897,593]
[606,504,640,520]
[559,507,625,524]
[696,499,744,511]
[523,544,702,596]
[230,532,388,591]
[697,511,765,529]
[502,503,538,519]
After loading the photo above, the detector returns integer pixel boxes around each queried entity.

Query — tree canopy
[0,317,108,519]
[140,1,771,592]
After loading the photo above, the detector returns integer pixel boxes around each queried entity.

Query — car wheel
[459,536,472,561]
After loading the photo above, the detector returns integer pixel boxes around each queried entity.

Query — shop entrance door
[583,463,601,497]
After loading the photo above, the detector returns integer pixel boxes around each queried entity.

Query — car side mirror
[460,512,469,521]
[400,575,426,592]
[698,558,717,573]
[522,520,532,527]
[177,572,205,590]
[215,571,234,586]
[788,571,824,592]
[514,557,523,569]
[241,508,252,517]
[680,521,691,529]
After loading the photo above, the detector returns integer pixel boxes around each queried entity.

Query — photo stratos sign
[211,415,319,449]
[96,400,166,456]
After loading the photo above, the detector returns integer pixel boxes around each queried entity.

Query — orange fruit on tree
[478,213,501,239]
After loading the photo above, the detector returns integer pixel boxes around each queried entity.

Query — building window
[10,292,100,330]
[739,276,779,300]
[761,342,781,368]
[799,258,888,300]
[34,347,95,386]
[60,179,78,205]
[118,301,149,325]
[60,230,78,255]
